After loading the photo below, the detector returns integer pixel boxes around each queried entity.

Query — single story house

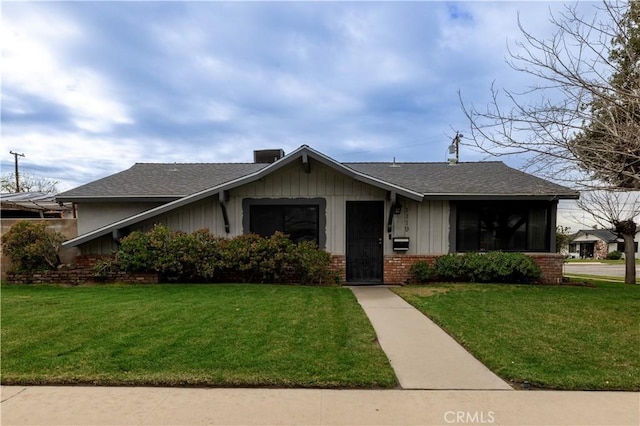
[57,145,579,284]
[570,229,640,259]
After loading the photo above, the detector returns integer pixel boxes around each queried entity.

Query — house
[56,145,579,284]
[570,229,640,259]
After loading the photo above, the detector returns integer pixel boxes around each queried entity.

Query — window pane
[456,201,550,252]
[250,205,282,238]
[457,209,479,251]
[528,207,548,251]
[284,206,318,243]
[250,204,319,244]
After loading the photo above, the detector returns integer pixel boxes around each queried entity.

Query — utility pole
[9,151,25,192]
[448,132,463,163]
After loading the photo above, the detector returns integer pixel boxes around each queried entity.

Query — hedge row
[112,225,337,285]
[410,252,542,284]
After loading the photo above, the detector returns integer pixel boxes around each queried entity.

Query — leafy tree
[556,225,573,255]
[569,1,640,189]
[1,173,59,194]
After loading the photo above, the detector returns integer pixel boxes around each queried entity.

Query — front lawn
[394,281,640,390]
[1,284,397,388]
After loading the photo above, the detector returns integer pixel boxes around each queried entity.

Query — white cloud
[2,8,132,133]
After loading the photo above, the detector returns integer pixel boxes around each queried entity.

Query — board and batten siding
[78,161,450,255]
[77,202,164,235]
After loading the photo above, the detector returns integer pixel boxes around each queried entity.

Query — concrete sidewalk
[2,386,638,425]
[350,286,512,390]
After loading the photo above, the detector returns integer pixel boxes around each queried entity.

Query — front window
[250,204,319,244]
[456,201,551,252]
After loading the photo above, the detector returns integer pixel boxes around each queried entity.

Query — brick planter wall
[527,253,565,284]
[381,253,566,285]
[330,255,346,284]
[5,254,159,285]
[5,269,158,285]
[384,255,438,285]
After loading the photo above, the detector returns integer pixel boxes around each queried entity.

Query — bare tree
[577,191,639,284]
[461,1,640,190]
[460,1,640,284]
[0,173,59,194]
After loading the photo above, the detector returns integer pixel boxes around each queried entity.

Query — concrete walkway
[350,286,512,390]
[2,386,638,425]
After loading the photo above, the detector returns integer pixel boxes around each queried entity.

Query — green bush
[117,226,334,285]
[290,241,336,285]
[432,252,541,284]
[606,250,623,260]
[1,221,65,271]
[409,261,433,283]
[433,254,467,281]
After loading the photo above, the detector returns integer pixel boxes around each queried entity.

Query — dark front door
[346,201,384,283]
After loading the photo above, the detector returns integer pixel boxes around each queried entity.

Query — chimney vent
[254,149,285,163]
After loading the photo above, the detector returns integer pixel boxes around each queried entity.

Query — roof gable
[572,229,620,243]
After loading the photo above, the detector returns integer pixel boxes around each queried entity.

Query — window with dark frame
[617,242,639,252]
[249,204,319,244]
[456,201,551,252]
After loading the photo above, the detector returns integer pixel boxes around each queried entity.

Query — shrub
[1,221,65,271]
[433,254,467,281]
[409,261,433,283]
[289,241,336,285]
[116,226,334,284]
[432,252,541,284]
[606,250,623,260]
[117,229,153,273]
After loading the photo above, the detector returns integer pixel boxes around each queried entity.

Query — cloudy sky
[2,1,612,229]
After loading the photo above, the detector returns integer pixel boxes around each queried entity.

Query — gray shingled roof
[573,229,619,242]
[57,159,578,201]
[57,163,268,200]
[346,161,577,197]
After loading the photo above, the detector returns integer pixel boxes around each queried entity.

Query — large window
[250,204,319,244]
[456,201,551,252]
[244,198,326,247]
[617,242,639,253]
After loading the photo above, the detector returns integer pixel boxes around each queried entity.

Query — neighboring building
[570,229,640,259]
[56,146,579,284]
[1,192,74,218]
[0,192,78,280]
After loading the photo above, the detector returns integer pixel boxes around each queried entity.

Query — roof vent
[254,149,285,164]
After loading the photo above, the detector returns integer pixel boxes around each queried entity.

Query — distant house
[570,229,640,259]
[56,145,579,283]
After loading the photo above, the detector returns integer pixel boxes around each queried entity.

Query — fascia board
[421,193,580,201]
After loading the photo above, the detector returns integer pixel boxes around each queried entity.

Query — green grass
[1,284,397,388]
[394,281,640,390]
